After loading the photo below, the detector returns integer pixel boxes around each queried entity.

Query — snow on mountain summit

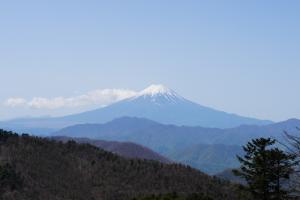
[139,84,179,97]
[128,84,185,105]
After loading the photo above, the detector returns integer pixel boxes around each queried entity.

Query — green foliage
[234,138,297,200]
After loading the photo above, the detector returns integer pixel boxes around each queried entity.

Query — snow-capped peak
[139,84,174,96]
[130,84,185,104]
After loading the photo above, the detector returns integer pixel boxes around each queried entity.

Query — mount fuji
[1,84,272,134]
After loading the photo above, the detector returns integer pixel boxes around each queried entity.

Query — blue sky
[0,0,300,121]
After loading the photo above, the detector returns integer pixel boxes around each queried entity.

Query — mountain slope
[54,117,300,150]
[54,117,300,174]
[55,84,272,128]
[0,129,238,200]
[52,136,171,163]
[168,144,243,174]
[216,169,246,184]
[53,117,224,154]
[215,118,300,145]
[0,85,272,134]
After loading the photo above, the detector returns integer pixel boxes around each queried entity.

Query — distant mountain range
[168,144,243,175]
[51,136,171,164]
[53,117,300,174]
[0,85,272,134]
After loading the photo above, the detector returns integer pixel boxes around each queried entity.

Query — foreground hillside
[52,136,171,163]
[0,129,238,200]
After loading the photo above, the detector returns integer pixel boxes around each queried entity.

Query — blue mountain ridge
[53,116,300,174]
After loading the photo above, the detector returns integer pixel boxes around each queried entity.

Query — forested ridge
[0,129,239,200]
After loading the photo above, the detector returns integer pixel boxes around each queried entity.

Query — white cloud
[4,98,27,107]
[4,89,137,109]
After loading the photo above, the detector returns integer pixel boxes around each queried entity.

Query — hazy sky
[0,1,300,121]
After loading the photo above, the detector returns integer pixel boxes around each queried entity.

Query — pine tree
[268,148,296,200]
[284,129,300,194]
[234,138,296,200]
